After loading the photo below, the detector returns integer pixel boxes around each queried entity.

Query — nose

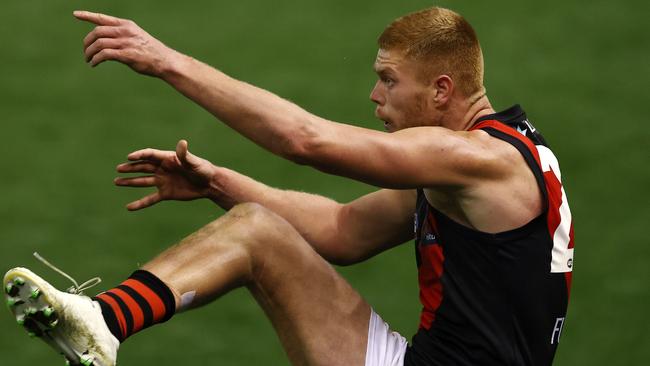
[369,80,385,105]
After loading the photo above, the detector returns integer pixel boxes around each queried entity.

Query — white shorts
[365,309,408,366]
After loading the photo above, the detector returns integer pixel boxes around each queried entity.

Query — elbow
[329,256,362,267]
[325,254,361,267]
[324,250,363,267]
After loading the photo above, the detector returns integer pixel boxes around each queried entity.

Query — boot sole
[4,268,102,366]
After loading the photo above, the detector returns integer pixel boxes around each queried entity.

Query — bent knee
[198,202,274,237]
[200,203,312,259]
[219,203,298,241]
[234,203,314,250]
[228,202,269,218]
[227,202,283,226]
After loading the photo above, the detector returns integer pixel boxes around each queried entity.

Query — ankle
[93,270,176,342]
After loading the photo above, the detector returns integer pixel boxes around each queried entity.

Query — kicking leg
[4,203,373,365]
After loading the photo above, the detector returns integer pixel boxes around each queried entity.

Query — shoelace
[33,252,102,295]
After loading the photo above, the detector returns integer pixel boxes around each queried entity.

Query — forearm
[207,166,348,261]
[161,54,321,160]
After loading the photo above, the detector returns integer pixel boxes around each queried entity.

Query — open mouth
[381,118,394,131]
[374,108,392,131]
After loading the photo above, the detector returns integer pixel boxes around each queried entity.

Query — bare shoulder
[465,129,526,161]
[442,128,525,181]
[423,129,543,232]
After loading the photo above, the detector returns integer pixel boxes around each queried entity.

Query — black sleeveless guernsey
[404,105,574,366]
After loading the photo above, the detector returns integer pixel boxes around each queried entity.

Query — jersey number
[537,145,574,273]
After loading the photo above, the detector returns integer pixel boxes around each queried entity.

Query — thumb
[176,139,200,168]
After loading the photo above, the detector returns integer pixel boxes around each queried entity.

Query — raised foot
[4,268,116,366]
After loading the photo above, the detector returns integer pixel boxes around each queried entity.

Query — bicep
[302,122,503,189]
[331,189,416,265]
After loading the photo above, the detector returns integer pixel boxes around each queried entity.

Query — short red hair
[378,7,484,97]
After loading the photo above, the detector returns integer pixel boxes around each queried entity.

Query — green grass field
[1,0,648,364]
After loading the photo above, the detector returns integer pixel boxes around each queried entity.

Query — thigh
[245,205,371,366]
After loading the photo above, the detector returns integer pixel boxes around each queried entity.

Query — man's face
[370,49,438,132]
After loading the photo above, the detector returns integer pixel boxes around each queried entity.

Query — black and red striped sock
[93,270,176,342]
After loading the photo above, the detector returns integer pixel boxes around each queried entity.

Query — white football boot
[4,254,119,366]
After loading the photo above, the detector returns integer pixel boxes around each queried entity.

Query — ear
[432,75,453,104]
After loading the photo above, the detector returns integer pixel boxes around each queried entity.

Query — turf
[0,0,648,364]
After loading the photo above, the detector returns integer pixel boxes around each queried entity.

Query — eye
[382,77,395,88]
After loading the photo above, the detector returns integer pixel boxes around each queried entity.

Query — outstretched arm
[75,11,507,189]
[117,140,415,265]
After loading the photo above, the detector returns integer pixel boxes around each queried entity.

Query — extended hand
[115,140,217,211]
[74,10,180,76]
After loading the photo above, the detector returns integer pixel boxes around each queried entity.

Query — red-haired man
[5,7,573,366]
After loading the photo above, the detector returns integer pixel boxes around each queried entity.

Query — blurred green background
[0,0,648,364]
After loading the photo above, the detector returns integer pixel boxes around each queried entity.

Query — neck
[442,91,494,131]
[464,93,494,130]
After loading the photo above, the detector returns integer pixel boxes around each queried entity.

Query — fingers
[81,23,127,66]
[85,37,123,63]
[89,48,134,68]
[114,176,157,187]
[83,25,122,51]
[127,148,174,163]
[75,11,138,67]
[116,161,157,174]
[73,10,124,26]
[126,192,162,211]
